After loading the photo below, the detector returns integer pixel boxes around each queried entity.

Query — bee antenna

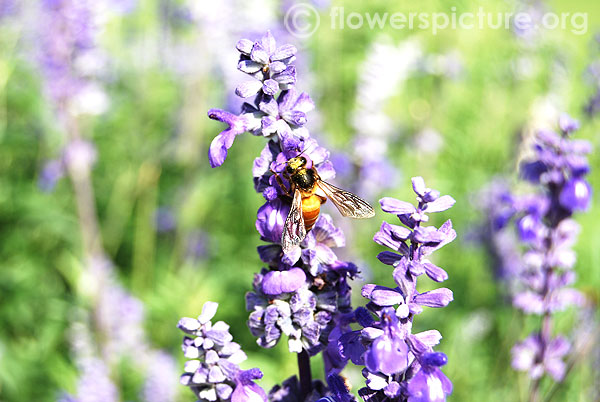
[297,142,316,157]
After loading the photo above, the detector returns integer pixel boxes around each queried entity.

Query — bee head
[286,156,307,173]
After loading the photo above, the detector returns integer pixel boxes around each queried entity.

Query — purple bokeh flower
[38,159,65,192]
[141,351,179,402]
[487,115,591,389]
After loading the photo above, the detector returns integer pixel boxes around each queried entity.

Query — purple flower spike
[486,114,592,391]
[348,177,454,401]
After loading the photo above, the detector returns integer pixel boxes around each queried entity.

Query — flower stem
[64,112,104,260]
[297,349,312,400]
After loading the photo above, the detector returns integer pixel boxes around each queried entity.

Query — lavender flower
[0,0,17,19]
[178,301,266,402]
[340,177,455,401]
[495,115,591,393]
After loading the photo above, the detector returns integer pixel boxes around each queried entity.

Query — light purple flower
[235,31,297,98]
[178,302,266,401]
[208,109,259,168]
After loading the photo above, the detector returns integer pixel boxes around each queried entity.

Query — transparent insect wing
[317,181,375,219]
[282,189,307,253]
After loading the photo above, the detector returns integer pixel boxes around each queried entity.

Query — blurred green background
[0,0,599,401]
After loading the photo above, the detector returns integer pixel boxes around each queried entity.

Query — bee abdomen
[302,195,323,232]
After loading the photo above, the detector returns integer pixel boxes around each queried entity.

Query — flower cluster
[494,115,592,384]
[339,177,455,401]
[208,31,357,363]
[178,302,266,402]
[206,31,366,400]
[208,30,306,168]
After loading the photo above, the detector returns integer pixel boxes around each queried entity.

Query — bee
[274,155,375,254]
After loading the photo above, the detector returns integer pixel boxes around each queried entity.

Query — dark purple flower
[262,268,306,295]
[256,198,289,243]
[268,375,329,402]
[559,177,592,211]
[406,356,452,402]
[260,88,314,140]
[301,214,345,275]
[364,310,410,376]
[558,114,580,134]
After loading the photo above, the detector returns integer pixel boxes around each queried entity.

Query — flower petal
[425,195,456,213]
[236,81,263,98]
[380,197,416,215]
[413,288,453,308]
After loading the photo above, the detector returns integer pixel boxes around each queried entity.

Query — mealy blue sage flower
[339,177,455,402]
[178,301,267,402]
[206,31,365,399]
[494,114,591,391]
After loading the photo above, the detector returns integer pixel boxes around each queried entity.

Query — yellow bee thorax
[287,157,305,170]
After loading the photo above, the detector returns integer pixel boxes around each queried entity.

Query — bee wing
[317,180,375,219]
[282,189,306,254]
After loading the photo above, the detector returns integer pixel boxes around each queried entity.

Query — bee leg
[270,169,293,198]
